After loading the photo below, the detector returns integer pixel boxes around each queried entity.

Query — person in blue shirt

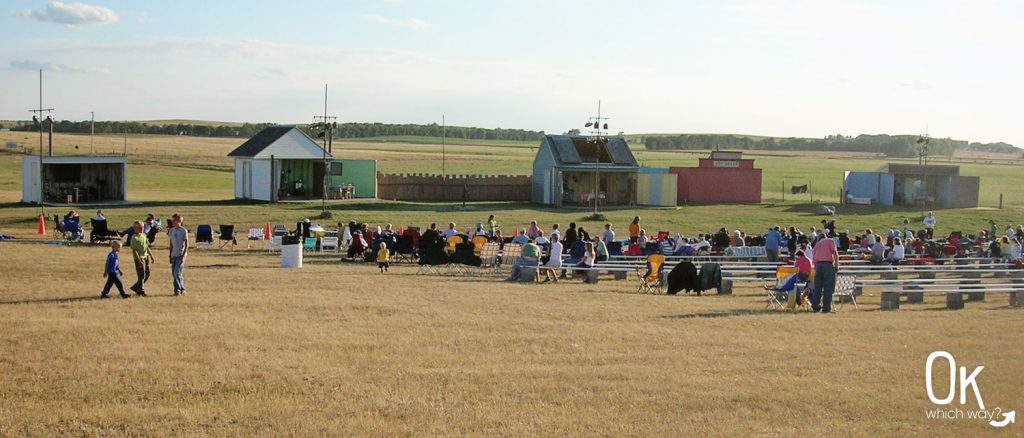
[100,241,130,299]
[764,226,783,262]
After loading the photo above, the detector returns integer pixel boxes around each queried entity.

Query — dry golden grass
[1,240,1021,436]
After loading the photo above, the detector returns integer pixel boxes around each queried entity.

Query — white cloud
[16,1,120,26]
[9,59,86,73]
[363,14,431,30]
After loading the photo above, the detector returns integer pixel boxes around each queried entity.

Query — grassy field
[1,132,1023,435]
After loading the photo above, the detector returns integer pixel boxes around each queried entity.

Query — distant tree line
[329,122,545,141]
[642,133,1017,158]
[9,120,546,142]
[9,120,274,138]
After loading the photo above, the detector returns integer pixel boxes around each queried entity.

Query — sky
[1,0,1022,145]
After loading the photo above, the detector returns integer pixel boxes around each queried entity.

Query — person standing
[764,226,782,262]
[100,241,130,299]
[487,214,497,238]
[811,232,839,313]
[167,214,189,296]
[923,211,936,240]
[602,223,615,244]
[629,216,641,244]
[129,221,153,297]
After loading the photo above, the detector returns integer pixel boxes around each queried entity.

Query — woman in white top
[888,237,906,265]
[543,236,563,282]
[923,212,936,239]
[1010,238,1022,261]
[574,242,596,280]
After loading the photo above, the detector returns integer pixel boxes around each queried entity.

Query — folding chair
[763,267,799,310]
[272,225,289,237]
[449,243,481,275]
[217,224,237,250]
[268,235,283,253]
[394,235,417,263]
[497,244,522,276]
[478,242,500,275]
[446,235,463,256]
[52,214,68,240]
[303,237,317,253]
[89,219,119,244]
[195,225,214,249]
[472,235,488,254]
[246,228,264,249]
[832,274,858,310]
[636,254,666,294]
[320,236,339,253]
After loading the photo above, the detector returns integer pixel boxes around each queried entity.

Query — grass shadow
[660,308,783,319]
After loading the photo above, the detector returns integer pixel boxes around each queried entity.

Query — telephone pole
[312,84,338,214]
[584,100,610,216]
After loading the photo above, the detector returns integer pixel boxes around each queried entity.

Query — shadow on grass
[660,308,783,319]
[0,295,104,306]
[778,203,933,217]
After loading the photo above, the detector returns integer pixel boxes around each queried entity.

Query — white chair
[321,236,339,253]
[246,228,264,249]
[833,274,858,310]
[268,235,283,253]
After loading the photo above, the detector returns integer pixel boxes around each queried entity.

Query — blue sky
[2,0,1022,145]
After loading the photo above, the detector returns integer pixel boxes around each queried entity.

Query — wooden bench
[879,283,1024,310]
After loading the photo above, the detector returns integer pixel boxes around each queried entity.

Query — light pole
[584,100,610,216]
[90,111,94,155]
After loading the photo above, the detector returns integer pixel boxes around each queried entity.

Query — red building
[669,151,762,204]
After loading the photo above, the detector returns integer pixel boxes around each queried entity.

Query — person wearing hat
[923,212,936,239]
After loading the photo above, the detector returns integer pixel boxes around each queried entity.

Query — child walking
[101,241,130,299]
[377,242,390,272]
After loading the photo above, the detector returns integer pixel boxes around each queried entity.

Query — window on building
[329,162,344,176]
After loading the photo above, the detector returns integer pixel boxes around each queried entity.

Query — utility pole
[584,100,610,216]
[90,111,95,155]
[28,69,54,211]
[442,114,446,202]
[312,84,338,215]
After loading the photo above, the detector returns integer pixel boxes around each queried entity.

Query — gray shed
[531,135,639,206]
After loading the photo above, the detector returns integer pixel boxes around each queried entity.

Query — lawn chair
[446,235,463,255]
[471,235,488,253]
[449,243,481,275]
[89,219,119,244]
[416,246,449,275]
[268,235,283,253]
[217,225,237,250]
[832,274,858,311]
[497,243,522,275]
[320,236,339,253]
[195,225,214,249]
[394,235,417,263]
[478,241,500,275]
[272,224,289,237]
[303,237,317,253]
[636,254,666,294]
[52,214,68,240]
[246,228,264,249]
[762,266,812,310]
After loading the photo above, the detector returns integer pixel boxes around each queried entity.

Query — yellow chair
[446,235,463,255]
[472,235,488,254]
[636,254,666,294]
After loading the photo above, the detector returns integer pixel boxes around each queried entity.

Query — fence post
[999,193,1003,209]
[782,179,785,203]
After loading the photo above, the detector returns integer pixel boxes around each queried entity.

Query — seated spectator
[527,221,541,239]
[441,222,458,239]
[594,238,609,262]
[573,242,596,280]
[63,210,83,241]
[869,237,886,264]
[94,210,106,221]
[511,231,529,246]
[542,236,563,282]
[794,249,812,282]
[347,232,368,259]
[888,237,906,265]
[577,226,591,242]
[507,239,541,280]
[636,229,648,246]
[732,230,745,247]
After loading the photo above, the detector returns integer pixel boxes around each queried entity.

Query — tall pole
[594,100,601,216]
[90,111,95,155]
[312,84,337,213]
[442,114,446,202]
[123,122,127,156]
[39,70,43,154]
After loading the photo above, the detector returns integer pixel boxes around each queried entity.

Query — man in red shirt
[811,235,840,313]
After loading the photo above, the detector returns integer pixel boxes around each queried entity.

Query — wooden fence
[376,173,531,202]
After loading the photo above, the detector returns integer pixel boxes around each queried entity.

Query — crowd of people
[82,208,1023,302]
